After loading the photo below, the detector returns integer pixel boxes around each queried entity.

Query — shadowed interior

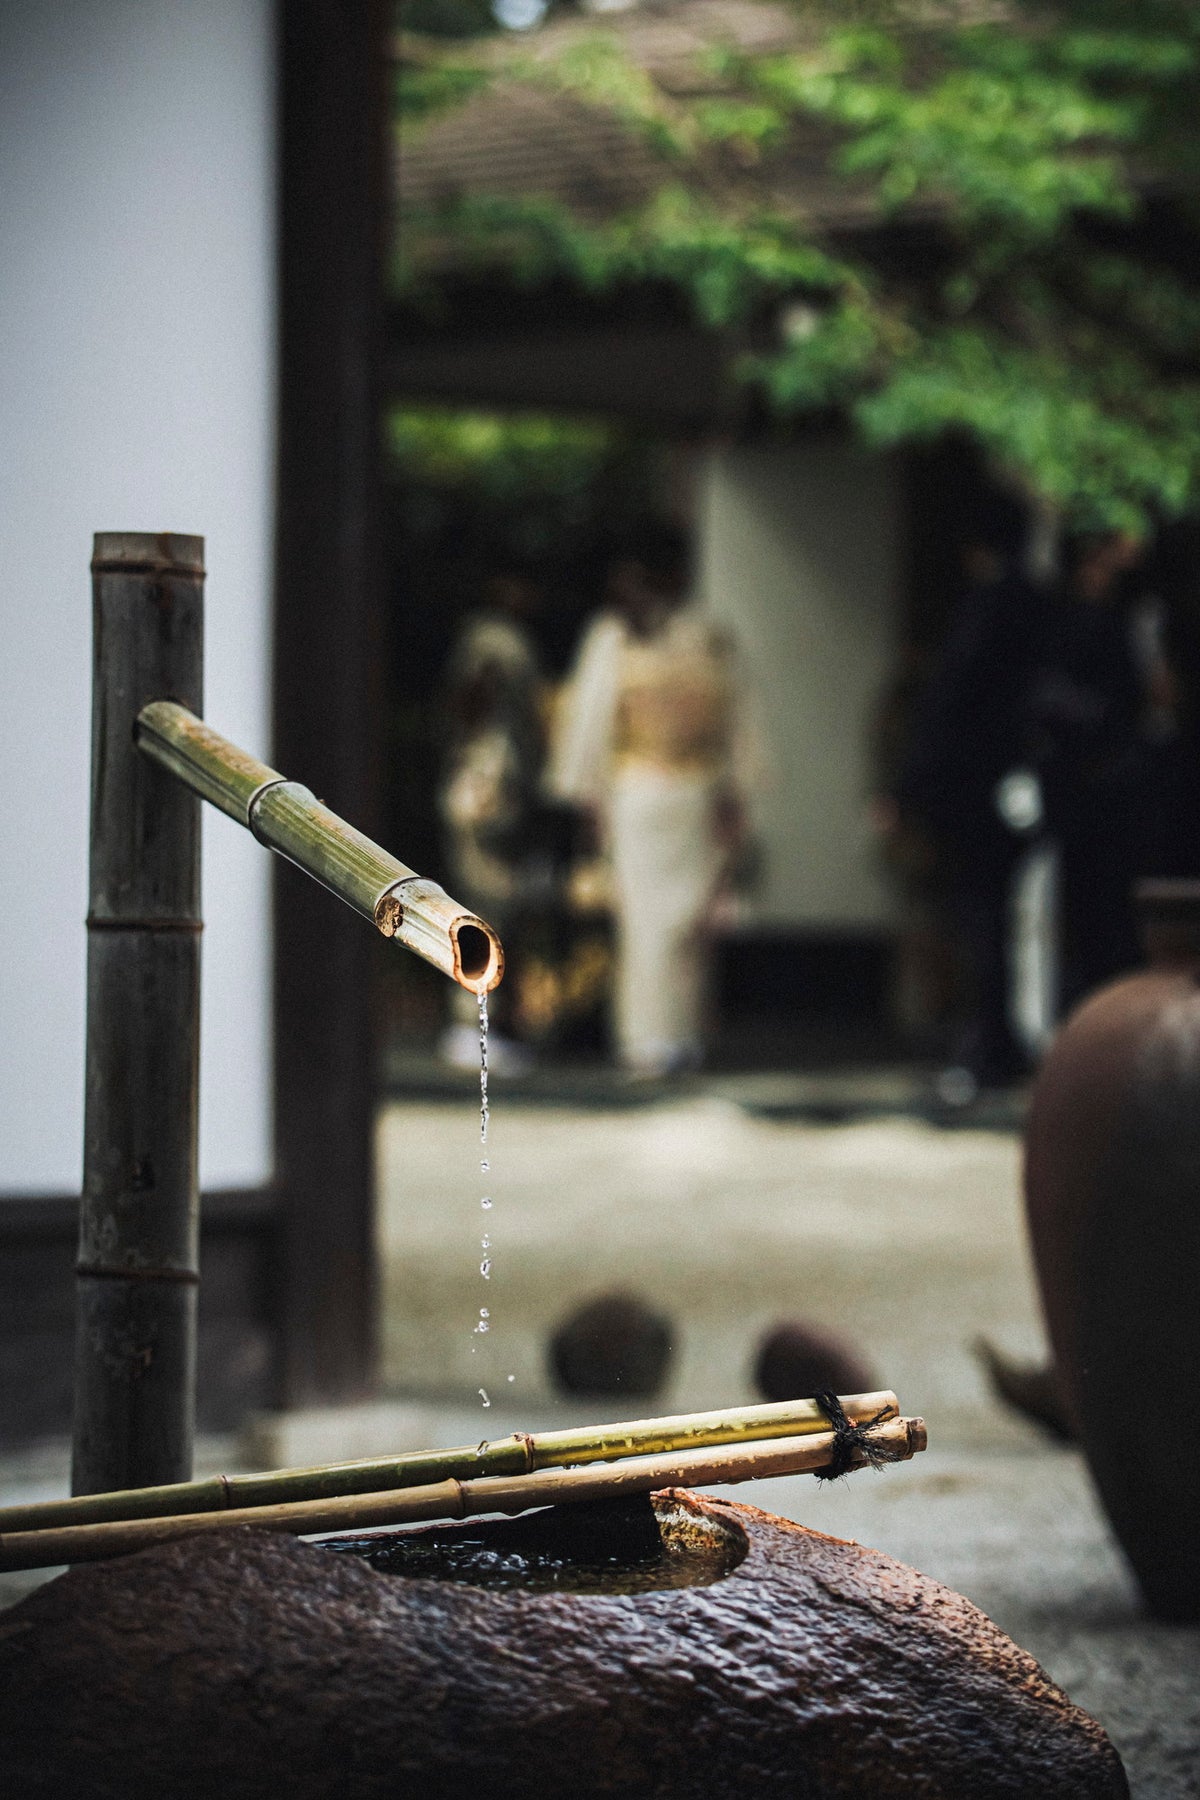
[453,921,499,987]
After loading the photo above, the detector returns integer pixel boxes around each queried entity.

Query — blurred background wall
[0,0,276,1194]
[699,440,900,931]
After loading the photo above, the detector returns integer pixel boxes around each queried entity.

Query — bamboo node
[245,776,291,831]
[374,892,403,937]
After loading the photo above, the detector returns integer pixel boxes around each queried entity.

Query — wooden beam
[386,322,748,430]
[0,1190,278,1446]
[273,0,389,1405]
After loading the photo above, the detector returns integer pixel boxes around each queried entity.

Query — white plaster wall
[0,0,275,1192]
[698,441,899,928]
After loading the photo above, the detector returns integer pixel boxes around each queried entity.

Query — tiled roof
[396,1,891,234]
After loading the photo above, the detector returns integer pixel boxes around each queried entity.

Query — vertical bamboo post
[72,533,205,1496]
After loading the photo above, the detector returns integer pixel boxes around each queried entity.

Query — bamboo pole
[0,1393,897,1535]
[136,701,502,992]
[0,1418,927,1573]
[526,1392,898,1467]
[72,534,205,1498]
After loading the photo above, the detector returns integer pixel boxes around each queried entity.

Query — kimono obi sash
[615,632,734,772]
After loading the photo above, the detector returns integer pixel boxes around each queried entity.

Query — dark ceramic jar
[1025,880,1200,1620]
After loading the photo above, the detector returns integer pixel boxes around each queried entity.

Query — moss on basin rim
[0,1492,1126,1799]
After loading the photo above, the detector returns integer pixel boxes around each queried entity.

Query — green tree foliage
[397,0,1200,529]
[389,406,613,495]
[387,404,662,586]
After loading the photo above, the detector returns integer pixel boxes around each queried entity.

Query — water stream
[470,990,516,1409]
[478,988,490,1163]
[474,992,494,1406]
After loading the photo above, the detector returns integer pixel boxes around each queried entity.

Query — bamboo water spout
[73,531,502,1503]
[135,702,502,992]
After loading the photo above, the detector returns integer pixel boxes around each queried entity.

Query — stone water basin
[0,1491,1127,1798]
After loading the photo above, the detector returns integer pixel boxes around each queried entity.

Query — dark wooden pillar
[273,0,388,1404]
[74,534,205,1493]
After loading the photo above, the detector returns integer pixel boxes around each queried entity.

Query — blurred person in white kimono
[548,521,754,1076]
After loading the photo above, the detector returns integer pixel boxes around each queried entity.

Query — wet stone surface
[327,1493,746,1595]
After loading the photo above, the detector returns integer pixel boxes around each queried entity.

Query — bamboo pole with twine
[0,1417,926,1573]
[0,1393,898,1535]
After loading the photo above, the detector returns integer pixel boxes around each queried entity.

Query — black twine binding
[812,1392,893,1481]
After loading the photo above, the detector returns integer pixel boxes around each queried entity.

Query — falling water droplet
[480,1258,492,1279]
[480,1158,490,1174]
[479,1388,491,1408]
[481,1195,493,1210]
[507,1373,515,1383]
[481,1233,491,1250]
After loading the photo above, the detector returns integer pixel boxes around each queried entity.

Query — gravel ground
[376,1096,1045,1422]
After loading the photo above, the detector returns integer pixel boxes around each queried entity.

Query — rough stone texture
[0,1496,1126,1800]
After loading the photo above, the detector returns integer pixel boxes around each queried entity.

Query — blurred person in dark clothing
[869,642,952,1047]
[1136,521,1200,883]
[1024,530,1148,1010]
[888,491,1040,1093]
